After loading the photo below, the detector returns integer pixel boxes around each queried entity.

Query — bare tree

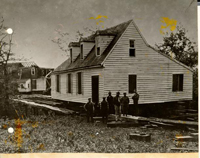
[0,18,17,117]
[52,26,97,57]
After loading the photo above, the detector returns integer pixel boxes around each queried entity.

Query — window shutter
[56,75,60,92]
[68,74,71,93]
[70,49,72,63]
[173,75,177,91]
[77,72,82,94]
[80,45,83,59]
[179,74,183,91]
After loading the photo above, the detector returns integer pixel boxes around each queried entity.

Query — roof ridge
[98,19,132,32]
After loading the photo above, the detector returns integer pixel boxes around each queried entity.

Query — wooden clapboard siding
[95,35,115,55]
[71,47,80,62]
[33,78,46,91]
[81,42,94,59]
[51,68,104,103]
[104,21,193,104]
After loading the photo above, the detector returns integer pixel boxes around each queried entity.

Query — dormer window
[97,47,100,56]
[129,39,135,57]
[31,67,35,75]
[70,48,72,63]
[80,44,83,59]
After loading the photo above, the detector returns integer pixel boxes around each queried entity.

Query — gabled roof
[68,42,80,47]
[8,61,38,67]
[54,58,71,72]
[54,20,132,73]
[80,34,96,42]
[54,19,193,74]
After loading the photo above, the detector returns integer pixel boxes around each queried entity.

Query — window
[173,74,183,91]
[97,47,100,56]
[32,79,37,89]
[80,44,83,59]
[68,74,72,93]
[31,67,35,75]
[20,84,24,89]
[70,48,72,63]
[77,72,82,94]
[129,75,137,93]
[56,75,60,92]
[129,39,135,57]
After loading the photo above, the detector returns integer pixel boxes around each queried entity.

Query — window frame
[128,74,137,94]
[68,73,72,93]
[129,39,135,57]
[172,74,184,92]
[96,46,100,56]
[77,72,82,94]
[70,48,72,63]
[80,44,83,59]
[56,75,60,92]
[31,67,35,75]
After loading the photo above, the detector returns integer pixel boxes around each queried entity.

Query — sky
[0,0,197,68]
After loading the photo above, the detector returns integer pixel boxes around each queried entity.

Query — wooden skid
[107,121,140,128]
[129,133,151,142]
[175,136,198,142]
[170,147,198,152]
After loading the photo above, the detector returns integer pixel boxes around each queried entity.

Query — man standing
[100,97,109,123]
[107,91,114,114]
[84,98,95,123]
[132,90,139,116]
[113,92,121,121]
[121,92,130,117]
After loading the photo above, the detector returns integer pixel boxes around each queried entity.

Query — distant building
[5,61,53,93]
[51,19,193,104]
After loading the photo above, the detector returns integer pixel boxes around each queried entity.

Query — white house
[51,19,193,105]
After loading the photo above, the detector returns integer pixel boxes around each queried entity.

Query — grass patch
[0,115,198,153]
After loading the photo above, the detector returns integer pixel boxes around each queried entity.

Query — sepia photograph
[0,0,198,156]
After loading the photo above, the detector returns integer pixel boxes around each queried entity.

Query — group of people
[84,90,139,123]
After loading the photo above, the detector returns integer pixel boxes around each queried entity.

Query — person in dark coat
[100,97,109,123]
[121,92,130,117]
[84,98,95,123]
[107,91,114,114]
[132,90,139,116]
[94,102,100,116]
[113,92,121,121]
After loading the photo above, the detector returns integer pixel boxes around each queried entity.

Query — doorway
[92,76,99,104]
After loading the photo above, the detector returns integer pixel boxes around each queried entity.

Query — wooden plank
[175,136,198,142]
[107,121,139,128]
[13,99,75,115]
[120,115,198,127]
[129,133,151,142]
[150,121,174,127]
[170,147,198,151]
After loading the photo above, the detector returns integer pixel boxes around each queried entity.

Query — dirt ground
[0,114,198,153]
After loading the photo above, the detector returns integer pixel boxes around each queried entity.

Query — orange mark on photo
[160,17,177,35]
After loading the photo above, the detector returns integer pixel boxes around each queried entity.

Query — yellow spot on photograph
[160,17,177,34]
